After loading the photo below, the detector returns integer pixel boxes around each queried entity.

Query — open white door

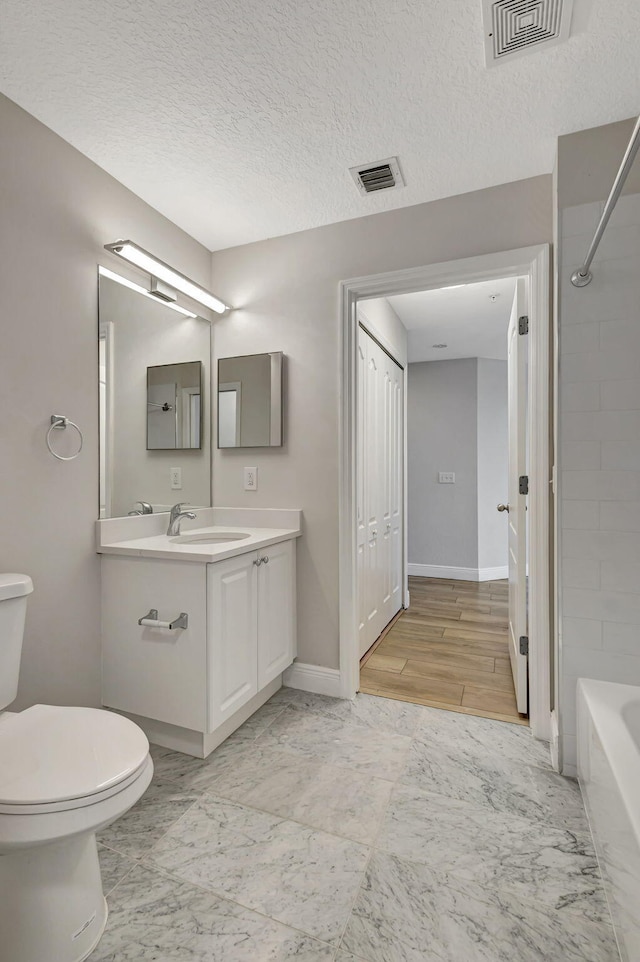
[506,278,528,714]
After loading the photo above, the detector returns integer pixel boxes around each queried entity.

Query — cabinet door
[207,552,258,730]
[257,539,296,688]
[101,556,207,731]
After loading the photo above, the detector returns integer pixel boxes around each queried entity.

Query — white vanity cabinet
[101,537,296,748]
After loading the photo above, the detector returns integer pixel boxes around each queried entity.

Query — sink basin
[171,531,251,545]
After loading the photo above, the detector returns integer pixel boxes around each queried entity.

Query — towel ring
[46,415,83,461]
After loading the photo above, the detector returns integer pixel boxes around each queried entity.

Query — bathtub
[578,678,640,961]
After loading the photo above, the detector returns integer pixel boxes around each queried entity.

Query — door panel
[390,367,404,614]
[357,337,367,647]
[357,325,404,658]
[507,279,529,714]
[207,552,258,730]
[364,338,382,652]
[257,540,296,688]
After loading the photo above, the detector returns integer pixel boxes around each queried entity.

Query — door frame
[338,245,553,741]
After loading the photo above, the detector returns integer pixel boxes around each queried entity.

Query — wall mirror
[147,361,202,450]
[98,269,211,518]
[217,352,283,448]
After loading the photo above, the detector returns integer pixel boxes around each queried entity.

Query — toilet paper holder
[138,609,189,630]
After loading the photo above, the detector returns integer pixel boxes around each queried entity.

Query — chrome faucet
[167,503,196,536]
[128,500,153,516]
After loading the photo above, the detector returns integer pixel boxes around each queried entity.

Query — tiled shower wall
[559,191,640,771]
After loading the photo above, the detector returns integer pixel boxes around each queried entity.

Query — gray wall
[0,88,552,709]
[477,359,509,570]
[407,359,479,569]
[0,93,213,711]
[556,117,640,771]
[407,358,508,573]
[211,176,551,670]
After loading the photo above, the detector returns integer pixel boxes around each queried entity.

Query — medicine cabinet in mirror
[98,269,211,519]
[147,361,202,450]
[217,352,283,448]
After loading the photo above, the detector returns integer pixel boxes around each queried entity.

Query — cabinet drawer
[102,556,207,731]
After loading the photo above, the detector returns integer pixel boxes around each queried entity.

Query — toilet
[0,574,153,962]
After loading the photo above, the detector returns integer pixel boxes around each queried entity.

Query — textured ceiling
[1,0,639,250]
[389,278,517,362]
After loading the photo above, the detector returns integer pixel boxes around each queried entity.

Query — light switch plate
[439,472,455,484]
[170,466,182,490]
[244,466,258,491]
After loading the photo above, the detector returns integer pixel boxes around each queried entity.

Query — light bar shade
[98,267,198,318]
[105,240,230,314]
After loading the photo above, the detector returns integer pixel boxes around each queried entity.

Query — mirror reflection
[98,270,211,518]
[147,361,202,450]
[217,352,283,448]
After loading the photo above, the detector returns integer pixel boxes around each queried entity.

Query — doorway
[339,246,552,741]
[357,276,528,723]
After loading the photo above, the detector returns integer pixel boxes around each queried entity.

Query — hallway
[360,577,523,725]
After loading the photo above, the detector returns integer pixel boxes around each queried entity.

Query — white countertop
[96,508,302,565]
[98,525,300,564]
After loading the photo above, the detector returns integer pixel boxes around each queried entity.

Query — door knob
[497,503,510,513]
[386,523,391,531]
[372,529,378,537]
[261,556,269,565]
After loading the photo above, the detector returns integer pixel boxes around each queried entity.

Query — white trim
[550,710,560,773]
[339,245,554,739]
[407,564,508,582]
[283,662,342,697]
[98,320,114,520]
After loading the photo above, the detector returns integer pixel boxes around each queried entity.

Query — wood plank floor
[360,576,527,726]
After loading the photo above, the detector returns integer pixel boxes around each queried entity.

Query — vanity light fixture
[105,240,230,314]
[98,267,198,318]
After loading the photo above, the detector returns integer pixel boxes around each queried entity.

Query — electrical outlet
[244,466,258,491]
[170,466,182,490]
[439,472,455,484]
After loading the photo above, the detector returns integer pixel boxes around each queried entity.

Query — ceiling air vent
[482,0,574,66]
[350,156,405,196]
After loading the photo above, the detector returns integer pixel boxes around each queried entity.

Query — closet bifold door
[357,326,404,661]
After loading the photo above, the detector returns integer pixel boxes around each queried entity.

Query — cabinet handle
[261,555,269,564]
[138,609,189,630]
[253,558,262,566]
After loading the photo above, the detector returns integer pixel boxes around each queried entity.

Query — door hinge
[518,315,529,335]
[519,635,529,656]
[519,475,529,495]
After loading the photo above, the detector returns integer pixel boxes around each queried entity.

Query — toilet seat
[0,704,149,814]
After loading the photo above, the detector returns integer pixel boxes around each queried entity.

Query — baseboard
[283,661,342,697]
[407,563,508,582]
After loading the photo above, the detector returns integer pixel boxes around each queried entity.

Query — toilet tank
[0,574,33,711]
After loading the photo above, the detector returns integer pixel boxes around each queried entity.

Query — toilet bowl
[0,575,153,962]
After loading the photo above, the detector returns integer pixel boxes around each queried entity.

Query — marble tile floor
[94,688,620,961]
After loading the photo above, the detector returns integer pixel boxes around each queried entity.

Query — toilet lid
[0,705,149,806]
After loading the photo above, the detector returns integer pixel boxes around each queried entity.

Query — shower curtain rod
[571,115,640,288]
